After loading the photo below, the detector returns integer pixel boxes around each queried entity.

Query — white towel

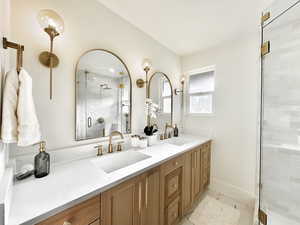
[1,69,19,143]
[17,68,41,146]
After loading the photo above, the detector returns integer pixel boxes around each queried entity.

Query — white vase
[147,134,158,146]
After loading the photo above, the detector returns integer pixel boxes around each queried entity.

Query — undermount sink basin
[166,138,188,146]
[91,151,151,173]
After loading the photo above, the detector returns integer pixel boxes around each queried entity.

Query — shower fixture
[100,84,112,90]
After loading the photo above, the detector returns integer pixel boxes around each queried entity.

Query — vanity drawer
[36,196,100,225]
[165,167,182,205]
[161,155,184,175]
[166,197,180,225]
[167,173,179,198]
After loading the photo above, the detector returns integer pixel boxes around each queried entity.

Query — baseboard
[209,178,256,210]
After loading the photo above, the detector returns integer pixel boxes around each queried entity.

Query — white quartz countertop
[8,135,211,225]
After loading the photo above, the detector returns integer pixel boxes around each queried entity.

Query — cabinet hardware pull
[139,182,142,214]
[174,161,178,166]
[63,222,72,225]
[145,177,148,208]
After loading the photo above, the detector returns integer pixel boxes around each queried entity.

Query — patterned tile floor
[179,191,254,225]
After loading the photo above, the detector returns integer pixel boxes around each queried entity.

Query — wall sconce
[136,59,152,96]
[174,75,185,95]
[37,9,64,100]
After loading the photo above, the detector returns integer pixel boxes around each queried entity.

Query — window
[187,67,215,114]
[162,79,171,113]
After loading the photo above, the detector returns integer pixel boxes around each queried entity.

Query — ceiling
[96,0,261,56]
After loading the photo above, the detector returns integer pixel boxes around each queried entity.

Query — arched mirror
[148,72,173,131]
[75,49,132,140]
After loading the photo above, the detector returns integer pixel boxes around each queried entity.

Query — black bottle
[174,124,179,137]
[34,141,50,178]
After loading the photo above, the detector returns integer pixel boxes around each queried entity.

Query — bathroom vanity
[8,136,211,225]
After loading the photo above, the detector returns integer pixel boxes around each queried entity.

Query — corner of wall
[209,177,256,210]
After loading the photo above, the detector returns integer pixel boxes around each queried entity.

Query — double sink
[91,137,189,174]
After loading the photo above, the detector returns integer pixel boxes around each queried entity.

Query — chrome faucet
[164,123,174,139]
[108,131,124,153]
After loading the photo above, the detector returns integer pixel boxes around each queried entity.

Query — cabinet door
[101,177,140,225]
[142,168,160,225]
[191,148,202,200]
[182,151,192,214]
[201,143,211,189]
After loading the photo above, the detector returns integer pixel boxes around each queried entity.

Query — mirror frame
[148,71,173,125]
[75,49,133,141]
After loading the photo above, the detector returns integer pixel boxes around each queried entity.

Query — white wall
[10,0,181,155]
[0,0,10,180]
[181,32,261,201]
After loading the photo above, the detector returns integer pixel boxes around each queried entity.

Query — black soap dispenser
[174,124,179,137]
[34,141,50,178]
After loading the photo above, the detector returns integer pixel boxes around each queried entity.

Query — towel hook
[2,37,24,74]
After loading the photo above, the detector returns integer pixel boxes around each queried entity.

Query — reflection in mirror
[148,72,173,131]
[75,50,131,140]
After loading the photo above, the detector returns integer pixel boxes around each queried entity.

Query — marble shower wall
[261,1,300,222]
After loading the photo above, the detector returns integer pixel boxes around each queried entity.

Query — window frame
[184,65,216,117]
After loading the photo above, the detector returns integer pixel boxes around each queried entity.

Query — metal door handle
[87,117,92,128]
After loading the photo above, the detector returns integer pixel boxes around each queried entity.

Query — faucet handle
[94,145,103,156]
[116,142,123,152]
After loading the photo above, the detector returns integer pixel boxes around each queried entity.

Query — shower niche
[75,49,132,140]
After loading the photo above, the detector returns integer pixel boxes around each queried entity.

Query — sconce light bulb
[37,9,65,35]
[142,58,152,72]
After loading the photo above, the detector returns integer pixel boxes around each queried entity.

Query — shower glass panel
[264,0,300,23]
[261,1,300,224]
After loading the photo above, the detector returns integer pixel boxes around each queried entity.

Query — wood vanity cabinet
[201,142,211,189]
[36,195,100,225]
[159,155,184,225]
[140,168,161,225]
[182,150,193,214]
[191,146,203,201]
[90,219,100,225]
[101,176,140,225]
[101,167,161,225]
[36,141,211,225]
[182,141,212,216]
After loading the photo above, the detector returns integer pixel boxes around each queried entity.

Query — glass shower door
[261,1,300,225]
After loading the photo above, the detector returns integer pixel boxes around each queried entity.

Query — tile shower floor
[180,191,254,225]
